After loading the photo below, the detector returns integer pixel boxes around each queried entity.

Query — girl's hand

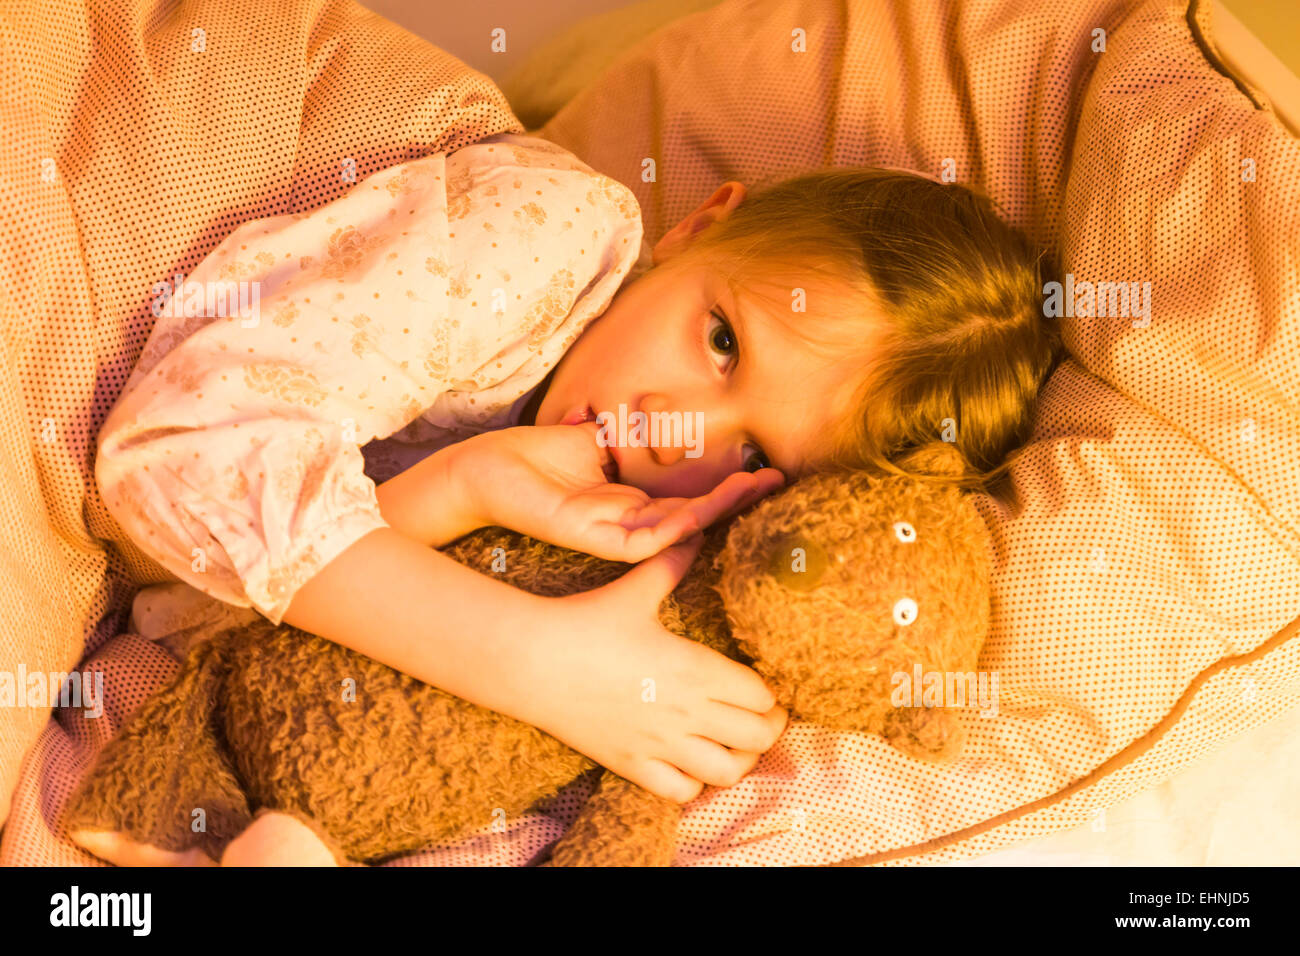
[518,534,790,803]
[453,422,784,563]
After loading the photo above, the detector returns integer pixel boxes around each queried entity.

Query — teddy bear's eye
[893,597,918,626]
[894,521,916,543]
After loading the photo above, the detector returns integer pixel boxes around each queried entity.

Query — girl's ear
[652,182,747,266]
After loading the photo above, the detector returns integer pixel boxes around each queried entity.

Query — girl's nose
[651,443,684,466]
[640,393,687,467]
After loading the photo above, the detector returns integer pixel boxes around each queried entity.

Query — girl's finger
[621,477,754,537]
[609,532,705,604]
[682,473,766,527]
[617,499,685,530]
[614,509,700,562]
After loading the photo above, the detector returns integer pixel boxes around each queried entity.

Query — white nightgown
[96,132,647,625]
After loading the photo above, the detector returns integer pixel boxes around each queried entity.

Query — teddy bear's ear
[882,704,967,764]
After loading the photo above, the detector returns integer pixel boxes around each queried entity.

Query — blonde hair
[682,167,1064,500]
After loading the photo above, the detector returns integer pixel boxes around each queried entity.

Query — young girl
[96,133,1060,807]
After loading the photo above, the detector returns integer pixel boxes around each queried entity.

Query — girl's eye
[706,309,770,474]
[742,444,770,473]
[706,309,736,366]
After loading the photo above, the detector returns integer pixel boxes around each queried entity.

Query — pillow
[1061,1,1300,543]
[534,0,1300,865]
[0,0,520,835]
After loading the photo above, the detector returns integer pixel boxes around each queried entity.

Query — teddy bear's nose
[766,533,829,591]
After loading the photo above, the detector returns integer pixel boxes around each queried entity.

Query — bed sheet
[5,619,1296,866]
[946,701,1300,866]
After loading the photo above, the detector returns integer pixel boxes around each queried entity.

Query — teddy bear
[62,465,991,866]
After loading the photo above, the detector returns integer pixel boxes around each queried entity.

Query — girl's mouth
[560,403,596,426]
[561,403,621,482]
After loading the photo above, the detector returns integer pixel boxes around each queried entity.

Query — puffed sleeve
[96,133,643,624]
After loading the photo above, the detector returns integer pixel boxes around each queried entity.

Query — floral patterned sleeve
[96,133,643,624]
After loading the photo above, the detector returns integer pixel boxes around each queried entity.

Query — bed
[1,0,1297,866]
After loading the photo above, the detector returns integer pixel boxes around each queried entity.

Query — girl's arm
[369,439,479,548]
[96,135,640,626]
[281,524,547,721]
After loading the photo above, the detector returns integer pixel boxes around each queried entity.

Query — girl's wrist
[374,439,484,547]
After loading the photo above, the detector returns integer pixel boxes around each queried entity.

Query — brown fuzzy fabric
[64,472,990,865]
[718,470,991,763]
[542,772,680,867]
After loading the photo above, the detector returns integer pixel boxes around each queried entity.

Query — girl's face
[527,183,868,499]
